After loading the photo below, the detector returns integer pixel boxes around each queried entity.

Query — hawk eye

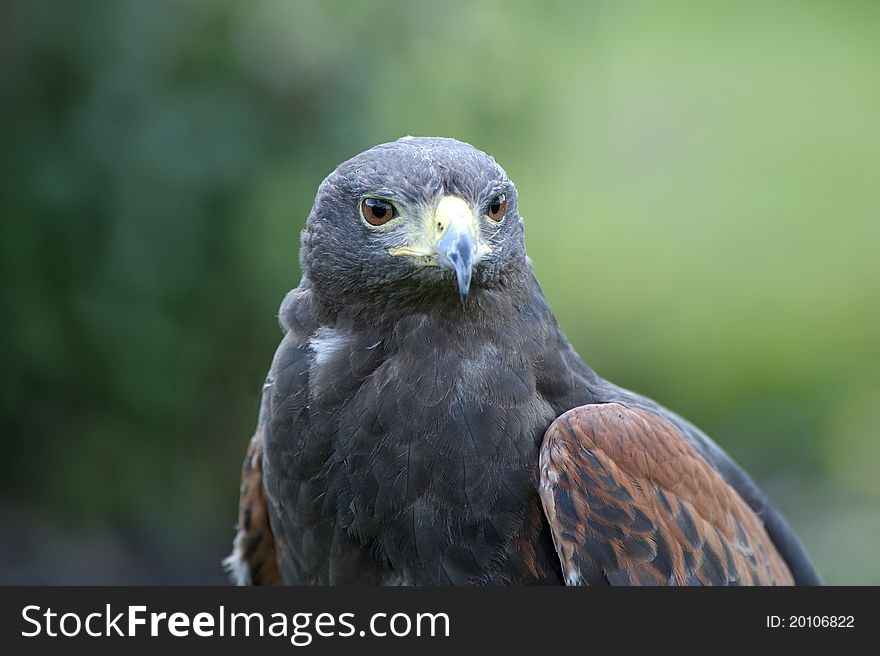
[487,194,507,221]
[361,197,398,226]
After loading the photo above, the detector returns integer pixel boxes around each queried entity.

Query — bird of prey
[226,137,821,586]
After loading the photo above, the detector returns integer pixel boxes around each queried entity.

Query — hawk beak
[386,195,488,301]
[433,196,478,302]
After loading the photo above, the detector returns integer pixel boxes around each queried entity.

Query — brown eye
[487,194,507,221]
[361,197,398,226]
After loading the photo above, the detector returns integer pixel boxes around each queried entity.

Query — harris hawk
[226,137,821,586]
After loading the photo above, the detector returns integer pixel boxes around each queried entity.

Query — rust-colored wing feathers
[539,403,794,586]
[224,430,280,585]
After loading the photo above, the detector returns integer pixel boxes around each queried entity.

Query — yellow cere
[388,196,491,261]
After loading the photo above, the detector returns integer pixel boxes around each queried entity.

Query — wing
[538,402,795,586]
[224,429,280,585]
[225,285,319,585]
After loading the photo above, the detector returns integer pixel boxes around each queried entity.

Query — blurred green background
[1,0,878,584]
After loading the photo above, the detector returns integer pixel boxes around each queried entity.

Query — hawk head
[300,137,529,318]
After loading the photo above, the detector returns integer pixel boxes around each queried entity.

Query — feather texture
[539,403,794,585]
[226,137,820,586]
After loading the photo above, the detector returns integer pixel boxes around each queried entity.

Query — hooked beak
[387,195,488,302]
[433,196,478,302]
